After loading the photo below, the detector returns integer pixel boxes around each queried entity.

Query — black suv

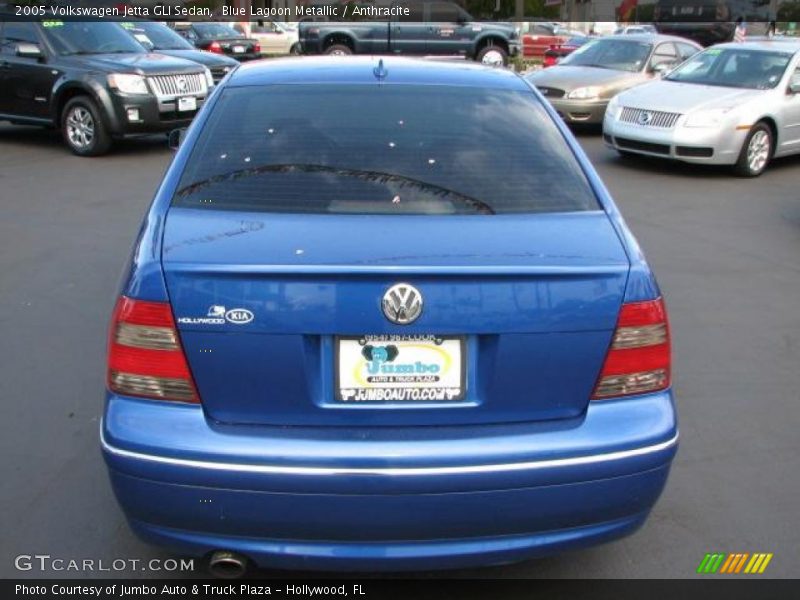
[0,20,212,156]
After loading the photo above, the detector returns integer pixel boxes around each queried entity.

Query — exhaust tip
[208,550,248,579]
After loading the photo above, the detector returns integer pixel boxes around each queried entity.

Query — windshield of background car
[123,22,193,50]
[665,47,793,89]
[40,21,144,55]
[173,85,599,215]
[194,23,241,39]
[560,39,653,72]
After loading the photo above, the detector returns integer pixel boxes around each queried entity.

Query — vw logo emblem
[176,77,188,92]
[382,283,423,325]
[638,111,653,126]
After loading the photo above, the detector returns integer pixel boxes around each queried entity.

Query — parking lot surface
[1,124,798,578]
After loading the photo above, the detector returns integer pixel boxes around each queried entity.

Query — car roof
[227,56,531,90]
[600,33,698,45]
[712,39,800,53]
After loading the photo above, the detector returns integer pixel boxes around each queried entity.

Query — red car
[522,22,568,58]
[543,35,591,68]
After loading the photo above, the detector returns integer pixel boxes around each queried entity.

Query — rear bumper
[226,51,261,62]
[102,391,677,570]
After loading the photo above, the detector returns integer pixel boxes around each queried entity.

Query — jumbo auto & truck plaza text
[15,584,367,597]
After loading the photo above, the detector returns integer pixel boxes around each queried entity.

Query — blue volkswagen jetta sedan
[101,56,677,575]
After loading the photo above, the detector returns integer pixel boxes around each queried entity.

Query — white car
[603,40,800,176]
[614,25,657,35]
[591,22,620,36]
[234,20,300,56]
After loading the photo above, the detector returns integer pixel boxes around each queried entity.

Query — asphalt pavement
[1,123,798,579]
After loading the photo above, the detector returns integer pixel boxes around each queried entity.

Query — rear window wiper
[175,163,496,215]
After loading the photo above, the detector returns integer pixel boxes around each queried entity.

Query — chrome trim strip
[100,427,678,477]
[165,263,627,276]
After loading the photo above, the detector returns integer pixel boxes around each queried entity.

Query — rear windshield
[173,84,599,215]
[194,23,241,39]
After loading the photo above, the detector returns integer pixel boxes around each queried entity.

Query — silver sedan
[603,41,800,176]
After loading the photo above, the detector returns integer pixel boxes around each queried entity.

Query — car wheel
[324,44,353,56]
[734,123,772,177]
[61,96,112,157]
[289,43,301,55]
[476,45,508,67]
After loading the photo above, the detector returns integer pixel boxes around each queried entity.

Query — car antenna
[373,59,388,81]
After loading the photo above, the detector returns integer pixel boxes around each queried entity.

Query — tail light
[107,296,199,403]
[208,41,223,54]
[592,298,671,399]
[254,43,261,54]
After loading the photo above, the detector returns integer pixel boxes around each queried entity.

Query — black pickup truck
[299,1,520,66]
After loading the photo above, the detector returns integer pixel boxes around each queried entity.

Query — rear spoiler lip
[162,263,629,276]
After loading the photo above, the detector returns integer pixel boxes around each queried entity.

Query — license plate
[177,96,196,112]
[233,45,245,53]
[336,335,465,402]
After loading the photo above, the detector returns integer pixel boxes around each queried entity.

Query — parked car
[521,22,569,59]
[174,22,261,61]
[0,20,211,156]
[590,22,620,36]
[102,55,677,575]
[543,35,590,68]
[525,34,701,124]
[121,21,238,84]
[653,0,774,46]
[298,1,520,66]
[603,41,800,176]
[614,25,657,35]
[233,20,301,56]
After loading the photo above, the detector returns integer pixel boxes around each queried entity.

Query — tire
[61,96,112,157]
[476,45,508,67]
[324,44,353,56]
[289,43,301,56]
[733,122,772,177]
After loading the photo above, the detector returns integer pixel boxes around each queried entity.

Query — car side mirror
[789,80,800,94]
[650,62,671,77]
[16,42,43,60]
[168,128,187,151]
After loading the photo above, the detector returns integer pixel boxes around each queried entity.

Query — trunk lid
[162,209,629,426]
